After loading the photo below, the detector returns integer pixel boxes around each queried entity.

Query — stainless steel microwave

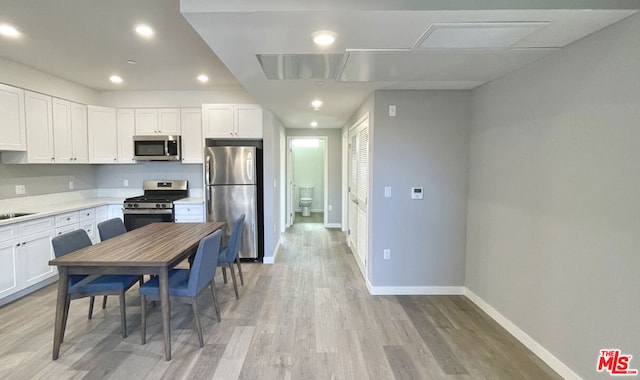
[133,135,181,161]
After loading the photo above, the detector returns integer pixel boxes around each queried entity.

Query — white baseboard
[262,240,281,264]
[367,284,465,295]
[463,289,582,380]
[325,223,341,228]
[263,256,275,264]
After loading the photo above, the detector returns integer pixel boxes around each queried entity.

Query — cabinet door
[158,108,181,134]
[117,109,136,163]
[70,102,88,163]
[180,108,203,163]
[134,108,158,135]
[88,106,118,163]
[0,239,19,299]
[52,98,72,162]
[21,230,56,287]
[203,104,234,138]
[235,104,263,138]
[175,204,204,223]
[107,205,124,221]
[0,83,26,151]
[25,91,55,163]
[79,220,98,244]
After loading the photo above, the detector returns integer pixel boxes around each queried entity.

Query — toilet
[299,186,313,217]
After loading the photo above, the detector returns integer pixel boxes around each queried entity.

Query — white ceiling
[1,0,637,129]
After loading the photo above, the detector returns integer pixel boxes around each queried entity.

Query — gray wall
[0,164,96,200]
[262,109,285,259]
[466,12,640,379]
[94,162,202,190]
[286,128,343,226]
[369,90,471,287]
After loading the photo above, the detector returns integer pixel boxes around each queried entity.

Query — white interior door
[348,114,369,276]
[286,138,295,227]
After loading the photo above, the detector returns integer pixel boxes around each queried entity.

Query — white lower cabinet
[107,205,124,221]
[174,203,205,223]
[0,217,56,303]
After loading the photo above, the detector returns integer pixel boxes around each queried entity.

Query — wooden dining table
[48,221,225,361]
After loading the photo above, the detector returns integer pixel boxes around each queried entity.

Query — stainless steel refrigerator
[205,146,260,259]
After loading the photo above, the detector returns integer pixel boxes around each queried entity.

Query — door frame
[345,113,369,279]
[286,136,329,228]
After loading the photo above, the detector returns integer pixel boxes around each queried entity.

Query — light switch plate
[384,186,391,198]
[389,105,396,117]
[15,185,26,195]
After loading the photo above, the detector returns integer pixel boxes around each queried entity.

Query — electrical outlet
[384,186,391,198]
[123,179,129,187]
[328,204,332,211]
[69,181,74,190]
[383,249,391,260]
[389,105,396,117]
[15,185,26,195]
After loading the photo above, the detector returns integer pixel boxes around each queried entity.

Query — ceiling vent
[414,22,550,50]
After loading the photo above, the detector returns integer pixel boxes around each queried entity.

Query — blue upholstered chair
[139,229,222,347]
[97,217,127,241]
[218,214,245,299]
[96,217,130,309]
[51,229,140,338]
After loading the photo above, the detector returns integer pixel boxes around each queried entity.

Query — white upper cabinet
[180,108,203,164]
[88,105,118,163]
[135,108,181,135]
[52,99,88,163]
[0,83,26,151]
[25,91,55,163]
[70,102,89,163]
[116,109,136,164]
[203,104,262,139]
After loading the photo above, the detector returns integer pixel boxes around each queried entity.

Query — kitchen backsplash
[0,163,96,200]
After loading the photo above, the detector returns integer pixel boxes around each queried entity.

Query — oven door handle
[123,209,173,215]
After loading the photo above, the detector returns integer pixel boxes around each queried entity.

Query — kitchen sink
[0,212,36,220]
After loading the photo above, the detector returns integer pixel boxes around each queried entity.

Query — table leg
[52,267,69,360]
[159,267,171,361]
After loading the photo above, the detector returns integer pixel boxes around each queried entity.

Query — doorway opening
[286,137,328,227]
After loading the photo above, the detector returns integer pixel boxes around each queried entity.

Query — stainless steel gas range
[123,180,188,231]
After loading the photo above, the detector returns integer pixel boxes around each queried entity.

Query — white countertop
[174,197,204,204]
[0,197,125,227]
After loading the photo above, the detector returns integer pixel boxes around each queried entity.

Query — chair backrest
[221,214,245,261]
[188,229,222,295]
[97,217,127,241]
[52,229,92,258]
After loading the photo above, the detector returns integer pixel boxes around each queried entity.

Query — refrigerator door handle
[205,154,211,185]
[246,153,253,182]
[206,186,212,215]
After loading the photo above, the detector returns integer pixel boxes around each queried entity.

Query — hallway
[0,223,560,379]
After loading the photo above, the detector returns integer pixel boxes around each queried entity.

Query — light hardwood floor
[0,222,561,379]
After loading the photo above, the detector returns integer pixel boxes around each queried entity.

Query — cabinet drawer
[55,223,79,237]
[174,215,204,223]
[55,211,79,227]
[19,217,55,236]
[174,204,204,216]
[0,224,19,243]
[78,208,95,221]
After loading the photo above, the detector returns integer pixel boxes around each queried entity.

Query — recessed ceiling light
[310,99,323,108]
[0,24,20,38]
[110,75,123,84]
[127,59,136,65]
[310,121,318,128]
[311,31,336,46]
[135,24,154,38]
[197,74,209,83]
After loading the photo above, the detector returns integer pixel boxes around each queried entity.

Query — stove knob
[162,204,167,208]
[155,203,160,208]
[134,204,139,208]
